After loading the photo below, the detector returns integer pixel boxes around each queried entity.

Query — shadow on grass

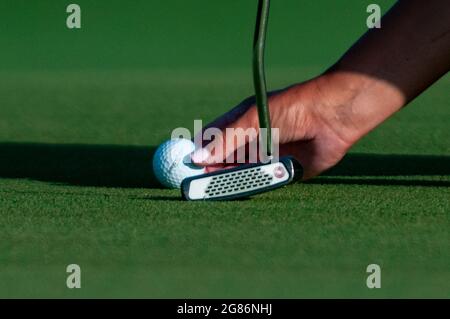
[0,142,161,188]
[0,142,449,188]
[325,153,450,177]
[315,153,450,187]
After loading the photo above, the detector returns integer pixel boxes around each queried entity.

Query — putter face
[181,156,302,201]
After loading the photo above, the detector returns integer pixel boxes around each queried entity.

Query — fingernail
[191,148,211,163]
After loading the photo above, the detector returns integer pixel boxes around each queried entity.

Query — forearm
[317,0,450,144]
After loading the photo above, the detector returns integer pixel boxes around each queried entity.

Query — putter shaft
[253,0,271,157]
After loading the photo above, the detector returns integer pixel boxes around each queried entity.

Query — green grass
[0,0,448,298]
[0,70,448,298]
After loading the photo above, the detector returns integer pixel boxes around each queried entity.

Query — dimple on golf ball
[153,138,206,189]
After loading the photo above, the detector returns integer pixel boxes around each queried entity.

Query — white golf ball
[153,138,206,189]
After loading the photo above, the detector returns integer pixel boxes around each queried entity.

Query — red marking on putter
[274,166,285,178]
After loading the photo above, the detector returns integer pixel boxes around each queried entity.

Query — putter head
[181,156,303,201]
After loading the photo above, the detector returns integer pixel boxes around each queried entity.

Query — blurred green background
[1,0,395,71]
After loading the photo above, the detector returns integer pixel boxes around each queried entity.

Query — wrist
[314,66,406,145]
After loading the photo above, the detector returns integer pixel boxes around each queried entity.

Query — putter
[181,0,303,201]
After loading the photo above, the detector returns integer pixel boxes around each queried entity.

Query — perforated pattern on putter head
[204,167,273,198]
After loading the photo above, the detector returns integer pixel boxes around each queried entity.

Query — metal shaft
[253,0,271,157]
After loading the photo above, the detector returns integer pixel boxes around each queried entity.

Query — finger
[203,96,255,132]
[204,163,240,173]
[192,98,254,150]
[203,90,282,134]
[192,106,259,166]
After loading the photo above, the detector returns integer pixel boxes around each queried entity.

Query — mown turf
[0,70,448,298]
[0,0,448,298]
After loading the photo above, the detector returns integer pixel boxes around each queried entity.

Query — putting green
[0,0,448,298]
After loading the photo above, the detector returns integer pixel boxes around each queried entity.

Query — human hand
[191,75,360,180]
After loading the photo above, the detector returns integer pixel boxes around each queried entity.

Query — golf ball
[153,138,206,189]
